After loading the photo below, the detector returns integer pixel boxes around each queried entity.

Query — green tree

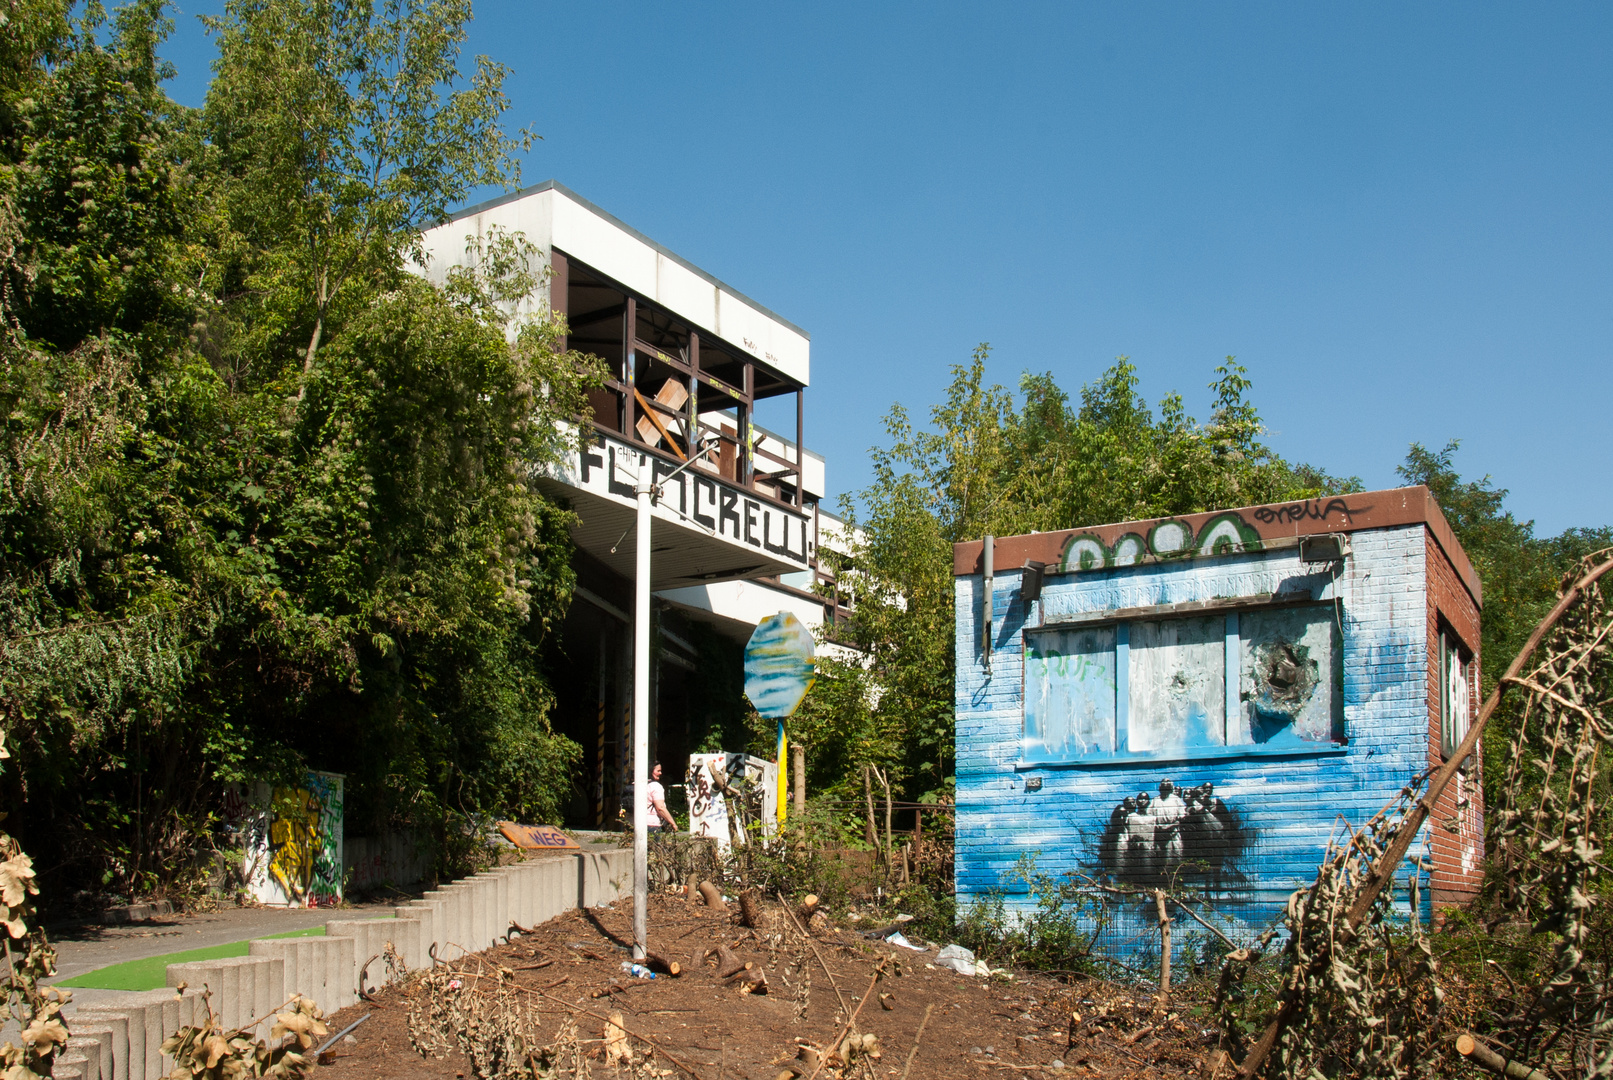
[1397,440,1613,786]
[0,0,603,901]
[201,0,534,394]
[798,350,1357,808]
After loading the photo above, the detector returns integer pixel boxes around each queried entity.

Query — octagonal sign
[744,611,817,719]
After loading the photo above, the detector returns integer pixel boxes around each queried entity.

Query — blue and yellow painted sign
[744,612,816,719]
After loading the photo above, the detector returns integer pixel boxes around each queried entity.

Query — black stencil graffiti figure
[1096,779,1250,885]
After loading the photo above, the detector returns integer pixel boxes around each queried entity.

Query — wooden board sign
[497,822,580,851]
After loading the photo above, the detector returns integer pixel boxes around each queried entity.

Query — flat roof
[952,486,1481,607]
[446,180,810,341]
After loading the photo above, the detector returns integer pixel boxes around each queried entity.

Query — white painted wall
[417,183,810,387]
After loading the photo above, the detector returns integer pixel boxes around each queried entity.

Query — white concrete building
[419,182,853,825]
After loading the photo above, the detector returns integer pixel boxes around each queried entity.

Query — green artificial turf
[58,925,330,991]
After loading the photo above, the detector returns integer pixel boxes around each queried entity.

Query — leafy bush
[952,855,1106,976]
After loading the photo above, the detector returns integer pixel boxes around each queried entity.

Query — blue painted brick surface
[955,526,1434,957]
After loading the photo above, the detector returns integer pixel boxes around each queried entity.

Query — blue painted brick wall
[955,525,1433,958]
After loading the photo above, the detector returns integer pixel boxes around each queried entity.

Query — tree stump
[716,944,753,979]
[738,887,764,928]
[698,880,725,911]
[728,966,768,994]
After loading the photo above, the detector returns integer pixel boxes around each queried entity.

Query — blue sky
[157,2,1612,535]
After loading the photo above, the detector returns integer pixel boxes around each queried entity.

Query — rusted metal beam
[623,297,636,437]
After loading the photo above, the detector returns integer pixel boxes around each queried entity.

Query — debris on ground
[316,891,1214,1080]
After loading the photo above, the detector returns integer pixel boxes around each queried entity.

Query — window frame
[1018,597,1348,768]
[1439,627,1473,760]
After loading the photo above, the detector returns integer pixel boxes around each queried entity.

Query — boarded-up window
[1129,616,1227,753]
[1023,626,1117,760]
[1020,603,1344,762]
[1236,606,1342,746]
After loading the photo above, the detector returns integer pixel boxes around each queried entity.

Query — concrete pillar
[65,1030,111,1080]
[69,1015,125,1080]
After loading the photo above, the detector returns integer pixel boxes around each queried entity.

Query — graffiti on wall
[686,753,779,854]
[243,771,344,907]
[1095,778,1252,885]
[1057,501,1366,574]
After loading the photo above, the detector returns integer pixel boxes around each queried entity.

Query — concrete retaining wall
[54,849,631,1080]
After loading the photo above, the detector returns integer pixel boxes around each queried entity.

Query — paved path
[44,903,397,1017]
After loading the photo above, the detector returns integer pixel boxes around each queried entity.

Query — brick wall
[1425,528,1485,906]
[955,525,1437,957]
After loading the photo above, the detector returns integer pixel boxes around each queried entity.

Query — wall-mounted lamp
[1020,560,1046,603]
[1300,533,1352,564]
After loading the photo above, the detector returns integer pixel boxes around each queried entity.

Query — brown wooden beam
[633,388,686,461]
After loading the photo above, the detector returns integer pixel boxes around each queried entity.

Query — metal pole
[982,534,994,677]
[633,478,651,960]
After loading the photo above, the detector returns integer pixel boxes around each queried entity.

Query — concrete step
[247,935,355,1017]
[423,883,475,959]
[490,864,533,931]
[579,849,632,908]
[69,1012,127,1080]
[165,955,284,1038]
[394,898,445,965]
[77,987,205,1080]
[540,856,581,923]
[65,1029,111,1080]
[57,1048,91,1080]
[323,917,420,995]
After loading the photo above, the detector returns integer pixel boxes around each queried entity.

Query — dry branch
[779,891,853,1018]
[1235,552,1613,1080]
[1454,1033,1550,1080]
[900,1003,934,1080]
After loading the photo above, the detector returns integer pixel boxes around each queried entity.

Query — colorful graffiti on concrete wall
[243,771,345,907]
[686,753,779,854]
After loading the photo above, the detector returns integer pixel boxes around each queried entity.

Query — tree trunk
[863,768,878,848]
[876,767,894,871]
[1154,889,1172,1015]
[643,949,681,977]
[296,265,329,403]
[792,742,806,818]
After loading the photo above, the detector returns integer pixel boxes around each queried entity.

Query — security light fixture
[1021,560,1046,603]
[1300,533,1352,564]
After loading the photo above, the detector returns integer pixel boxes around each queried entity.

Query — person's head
[1121,796,1136,812]
[1159,780,1175,799]
[1136,792,1151,810]
[651,762,662,781]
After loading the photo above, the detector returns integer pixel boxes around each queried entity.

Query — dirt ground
[313,891,1215,1079]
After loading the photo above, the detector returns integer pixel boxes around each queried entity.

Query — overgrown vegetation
[0,731,72,1080]
[793,349,1359,831]
[0,0,601,907]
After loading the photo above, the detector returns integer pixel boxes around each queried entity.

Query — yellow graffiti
[267,786,322,903]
